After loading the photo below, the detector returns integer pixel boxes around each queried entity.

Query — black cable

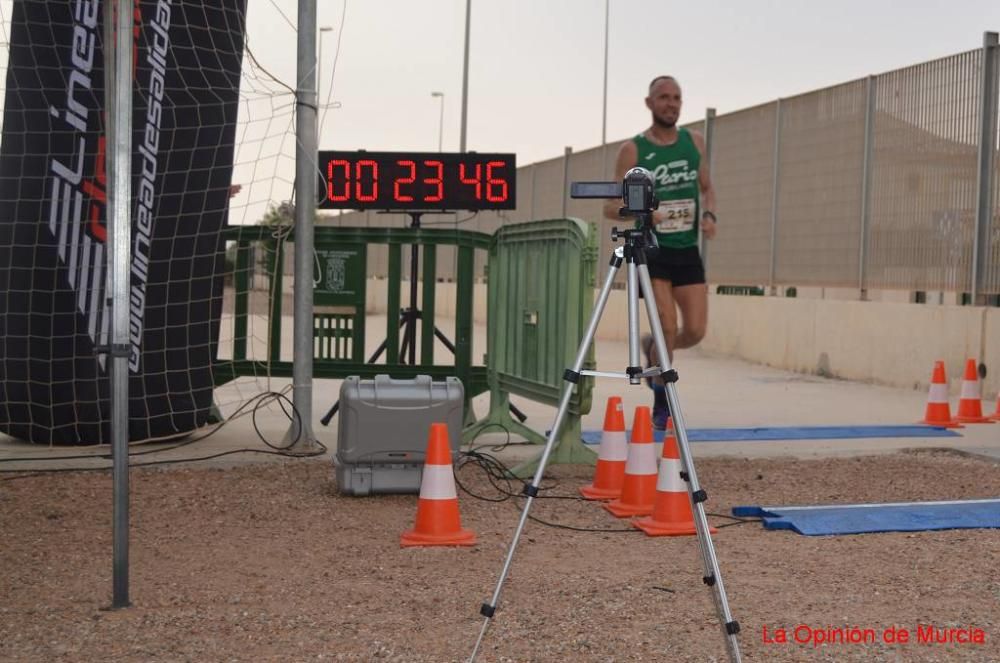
[0,389,292,465]
[0,390,324,477]
[0,442,329,480]
[454,444,759,533]
[455,211,481,225]
[463,422,534,454]
[706,513,762,528]
[526,513,635,533]
[454,447,637,533]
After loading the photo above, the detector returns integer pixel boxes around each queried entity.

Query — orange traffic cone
[633,419,717,537]
[400,423,476,547]
[920,361,962,428]
[580,396,628,500]
[604,406,657,518]
[955,359,994,424]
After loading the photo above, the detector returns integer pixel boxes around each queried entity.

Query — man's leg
[644,277,678,429]
[672,283,708,349]
[648,277,679,362]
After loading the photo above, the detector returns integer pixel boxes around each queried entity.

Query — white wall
[366,278,1000,398]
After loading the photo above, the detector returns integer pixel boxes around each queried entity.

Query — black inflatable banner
[0,0,247,444]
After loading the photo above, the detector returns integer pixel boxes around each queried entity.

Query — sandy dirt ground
[2,448,999,662]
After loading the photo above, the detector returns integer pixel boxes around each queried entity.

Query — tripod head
[570,167,659,248]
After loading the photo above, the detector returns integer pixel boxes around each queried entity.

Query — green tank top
[632,128,701,249]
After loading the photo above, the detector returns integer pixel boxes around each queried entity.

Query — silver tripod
[469,169,742,662]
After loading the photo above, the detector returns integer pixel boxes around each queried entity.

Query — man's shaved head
[648,75,678,94]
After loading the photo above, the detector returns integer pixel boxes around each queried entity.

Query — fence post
[972,32,999,304]
[530,163,538,220]
[562,146,573,218]
[859,75,876,301]
[768,99,783,295]
[701,108,716,260]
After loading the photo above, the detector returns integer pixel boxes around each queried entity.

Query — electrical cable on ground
[0,389,324,479]
[456,423,761,532]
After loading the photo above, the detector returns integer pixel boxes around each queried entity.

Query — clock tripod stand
[320,210,526,426]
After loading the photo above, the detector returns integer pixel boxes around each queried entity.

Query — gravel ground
[2,449,999,662]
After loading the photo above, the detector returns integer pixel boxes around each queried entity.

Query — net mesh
[0,0,308,445]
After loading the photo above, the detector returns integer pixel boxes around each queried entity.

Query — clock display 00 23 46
[317,151,516,211]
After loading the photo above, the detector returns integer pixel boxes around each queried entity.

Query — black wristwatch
[702,210,717,223]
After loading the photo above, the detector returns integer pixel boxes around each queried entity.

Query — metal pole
[460,0,471,151]
[859,75,876,301]
[561,146,572,218]
[700,107,715,260]
[601,0,609,145]
[768,99,783,294]
[530,164,537,219]
[432,91,445,151]
[972,32,999,305]
[105,0,134,609]
[285,0,319,450]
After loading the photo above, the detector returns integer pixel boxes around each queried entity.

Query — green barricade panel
[468,217,598,470]
[716,285,765,296]
[313,313,357,361]
[314,243,366,362]
[314,243,366,307]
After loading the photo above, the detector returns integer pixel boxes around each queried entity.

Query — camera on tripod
[570,166,658,216]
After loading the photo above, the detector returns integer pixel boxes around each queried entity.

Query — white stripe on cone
[419,465,457,500]
[597,430,628,462]
[624,443,657,475]
[657,457,686,493]
[960,379,981,399]
[927,383,949,403]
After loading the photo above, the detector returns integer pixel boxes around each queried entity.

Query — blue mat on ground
[732,499,1000,536]
[580,425,960,444]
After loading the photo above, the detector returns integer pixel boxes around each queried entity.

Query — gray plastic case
[334,374,464,496]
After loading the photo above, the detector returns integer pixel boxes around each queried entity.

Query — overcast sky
[249,0,1000,166]
[0,0,996,221]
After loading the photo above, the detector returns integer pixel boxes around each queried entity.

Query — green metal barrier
[715,285,765,296]
[214,224,491,413]
[465,218,599,473]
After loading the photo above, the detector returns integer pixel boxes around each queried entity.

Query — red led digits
[327,159,350,201]
[356,159,378,202]
[394,159,416,202]
[319,151,514,210]
[327,158,378,202]
[459,162,482,200]
[424,160,444,202]
[486,161,508,202]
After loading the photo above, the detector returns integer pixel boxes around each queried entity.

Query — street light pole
[431,91,445,152]
[602,0,609,145]
[460,0,471,152]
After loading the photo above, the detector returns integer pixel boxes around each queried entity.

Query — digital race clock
[317,150,516,211]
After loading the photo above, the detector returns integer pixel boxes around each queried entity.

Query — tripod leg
[635,263,743,663]
[320,313,408,426]
[319,402,339,427]
[470,250,623,662]
[432,326,457,353]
